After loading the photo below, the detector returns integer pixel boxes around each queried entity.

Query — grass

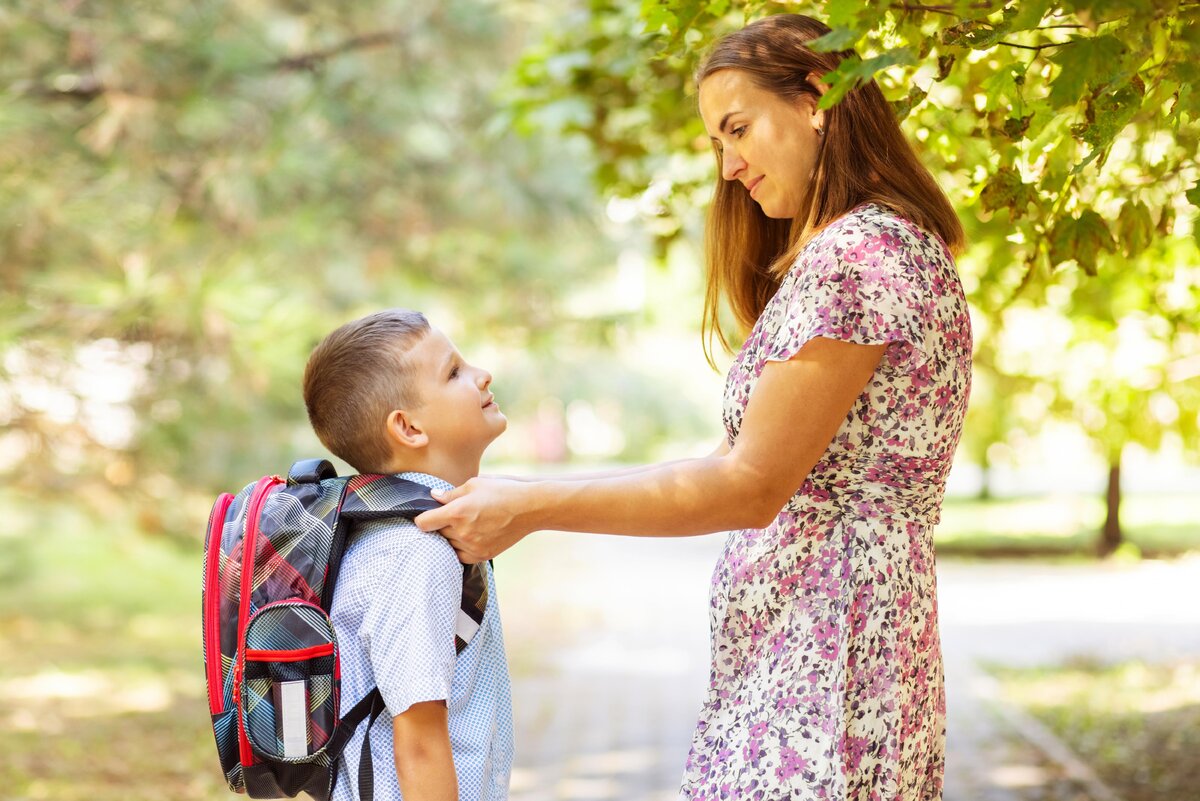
[992,659,1200,801]
[0,489,1197,798]
[935,492,1200,558]
[0,500,229,801]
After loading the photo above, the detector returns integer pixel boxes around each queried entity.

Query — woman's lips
[747,175,764,198]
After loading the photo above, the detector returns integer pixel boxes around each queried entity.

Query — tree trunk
[977,453,992,501]
[1099,456,1122,557]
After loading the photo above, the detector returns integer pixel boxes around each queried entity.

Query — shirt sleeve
[763,215,935,375]
[358,533,463,716]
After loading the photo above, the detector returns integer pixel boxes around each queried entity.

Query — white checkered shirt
[330,472,513,801]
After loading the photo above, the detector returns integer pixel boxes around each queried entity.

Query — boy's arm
[392,700,456,801]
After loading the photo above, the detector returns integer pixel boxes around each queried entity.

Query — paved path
[496,533,1200,801]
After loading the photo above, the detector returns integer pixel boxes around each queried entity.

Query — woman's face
[698,68,825,220]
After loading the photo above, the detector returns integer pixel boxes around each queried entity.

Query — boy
[302,308,512,801]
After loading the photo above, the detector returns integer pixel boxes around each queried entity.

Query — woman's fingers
[430,485,465,504]
[436,522,493,564]
[413,477,530,563]
[414,490,462,531]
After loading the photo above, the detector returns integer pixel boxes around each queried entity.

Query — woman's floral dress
[680,203,972,801]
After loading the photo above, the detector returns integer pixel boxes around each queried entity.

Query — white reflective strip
[279,680,309,758]
[455,609,480,644]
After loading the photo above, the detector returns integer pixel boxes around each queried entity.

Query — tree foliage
[507,0,1200,547]
[0,0,712,535]
[508,0,1199,266]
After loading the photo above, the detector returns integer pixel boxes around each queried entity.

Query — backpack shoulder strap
[340,474,442,520]
[289,465,487,652]
[316,473,442,610]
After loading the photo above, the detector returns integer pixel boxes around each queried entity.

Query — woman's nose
[721,149,746,182]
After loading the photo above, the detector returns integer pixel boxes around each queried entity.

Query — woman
[416,13,971,800]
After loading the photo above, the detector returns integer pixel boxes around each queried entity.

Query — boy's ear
[385,409,429,451]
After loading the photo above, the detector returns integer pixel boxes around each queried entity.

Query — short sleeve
[763,215,933,374]
[359,534,462,716]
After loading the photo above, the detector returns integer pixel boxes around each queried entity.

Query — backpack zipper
[244,643,335,662]
[203,492,235,716]
[233,475,284,768]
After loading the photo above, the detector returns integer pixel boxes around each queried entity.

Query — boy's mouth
[482,394,496,409]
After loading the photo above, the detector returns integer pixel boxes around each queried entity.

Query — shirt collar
[393,471,456,495]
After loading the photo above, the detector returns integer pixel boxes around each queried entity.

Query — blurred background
[1,1,1197,800]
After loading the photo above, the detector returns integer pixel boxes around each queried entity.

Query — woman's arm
[416,338,883,563]
[487,439,731,483]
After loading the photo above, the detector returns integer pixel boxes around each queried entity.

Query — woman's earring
[816,126,825,137]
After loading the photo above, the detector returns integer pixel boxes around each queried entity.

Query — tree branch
[23,73,111,102]
[890,1,992,16]
[22,28,415,102]
[264,29,409,72]
[893,3,958,15]
[998,40,1072,51]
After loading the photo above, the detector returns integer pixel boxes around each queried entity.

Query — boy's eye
[449,364,460,380]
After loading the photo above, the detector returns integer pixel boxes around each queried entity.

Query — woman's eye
[732,125,747,138]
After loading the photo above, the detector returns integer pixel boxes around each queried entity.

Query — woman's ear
[806,71,830,133]
[386,409,429,451]
[806,71,831,96]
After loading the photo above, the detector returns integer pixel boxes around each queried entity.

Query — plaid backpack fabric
[202,459,487,801]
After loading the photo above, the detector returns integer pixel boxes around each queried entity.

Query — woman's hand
[414,477,534,563]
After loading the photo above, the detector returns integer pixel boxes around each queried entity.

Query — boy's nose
[477,369,492,389]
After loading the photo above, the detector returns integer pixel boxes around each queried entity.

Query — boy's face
[403,328,507,459]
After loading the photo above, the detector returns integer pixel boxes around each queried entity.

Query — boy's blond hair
[303,309,429,473]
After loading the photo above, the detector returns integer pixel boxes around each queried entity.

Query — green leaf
[980,63,1025,112]
[1187,182,1200,210]
[823,0,864,29]
[1048,35,1129,108]
[891,85,927,121]
[640,0,676,34]
[817,49,917,109]
[1002,114,1033,140]
[1167,61,1200,121]
[980,167,1038,217]
[809,27,861,53]
[1048,210,1116,274]
[1006,0,1054,33]
[1116,201,1155,259]
[1188,184,1200,248]
[936,54,955,81]
[1072,75,1145,149]
[940,18,1012,50]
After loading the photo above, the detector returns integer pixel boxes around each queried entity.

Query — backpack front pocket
[239,601,339,762]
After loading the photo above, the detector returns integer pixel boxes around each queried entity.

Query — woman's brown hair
[697,13,964,363]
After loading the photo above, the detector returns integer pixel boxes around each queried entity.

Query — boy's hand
[414,477,533,563]
[392,700,456,801]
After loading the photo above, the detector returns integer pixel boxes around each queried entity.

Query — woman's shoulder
[796,202,950,274]
[812,202,915,245]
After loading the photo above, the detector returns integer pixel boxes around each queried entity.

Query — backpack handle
[288,459,338,486]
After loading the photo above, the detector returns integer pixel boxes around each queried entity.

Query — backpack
[202,458,487,801]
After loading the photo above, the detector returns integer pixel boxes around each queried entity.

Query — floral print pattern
[680,204,972,800]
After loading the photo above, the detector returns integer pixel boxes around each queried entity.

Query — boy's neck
[384,451,480,488]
